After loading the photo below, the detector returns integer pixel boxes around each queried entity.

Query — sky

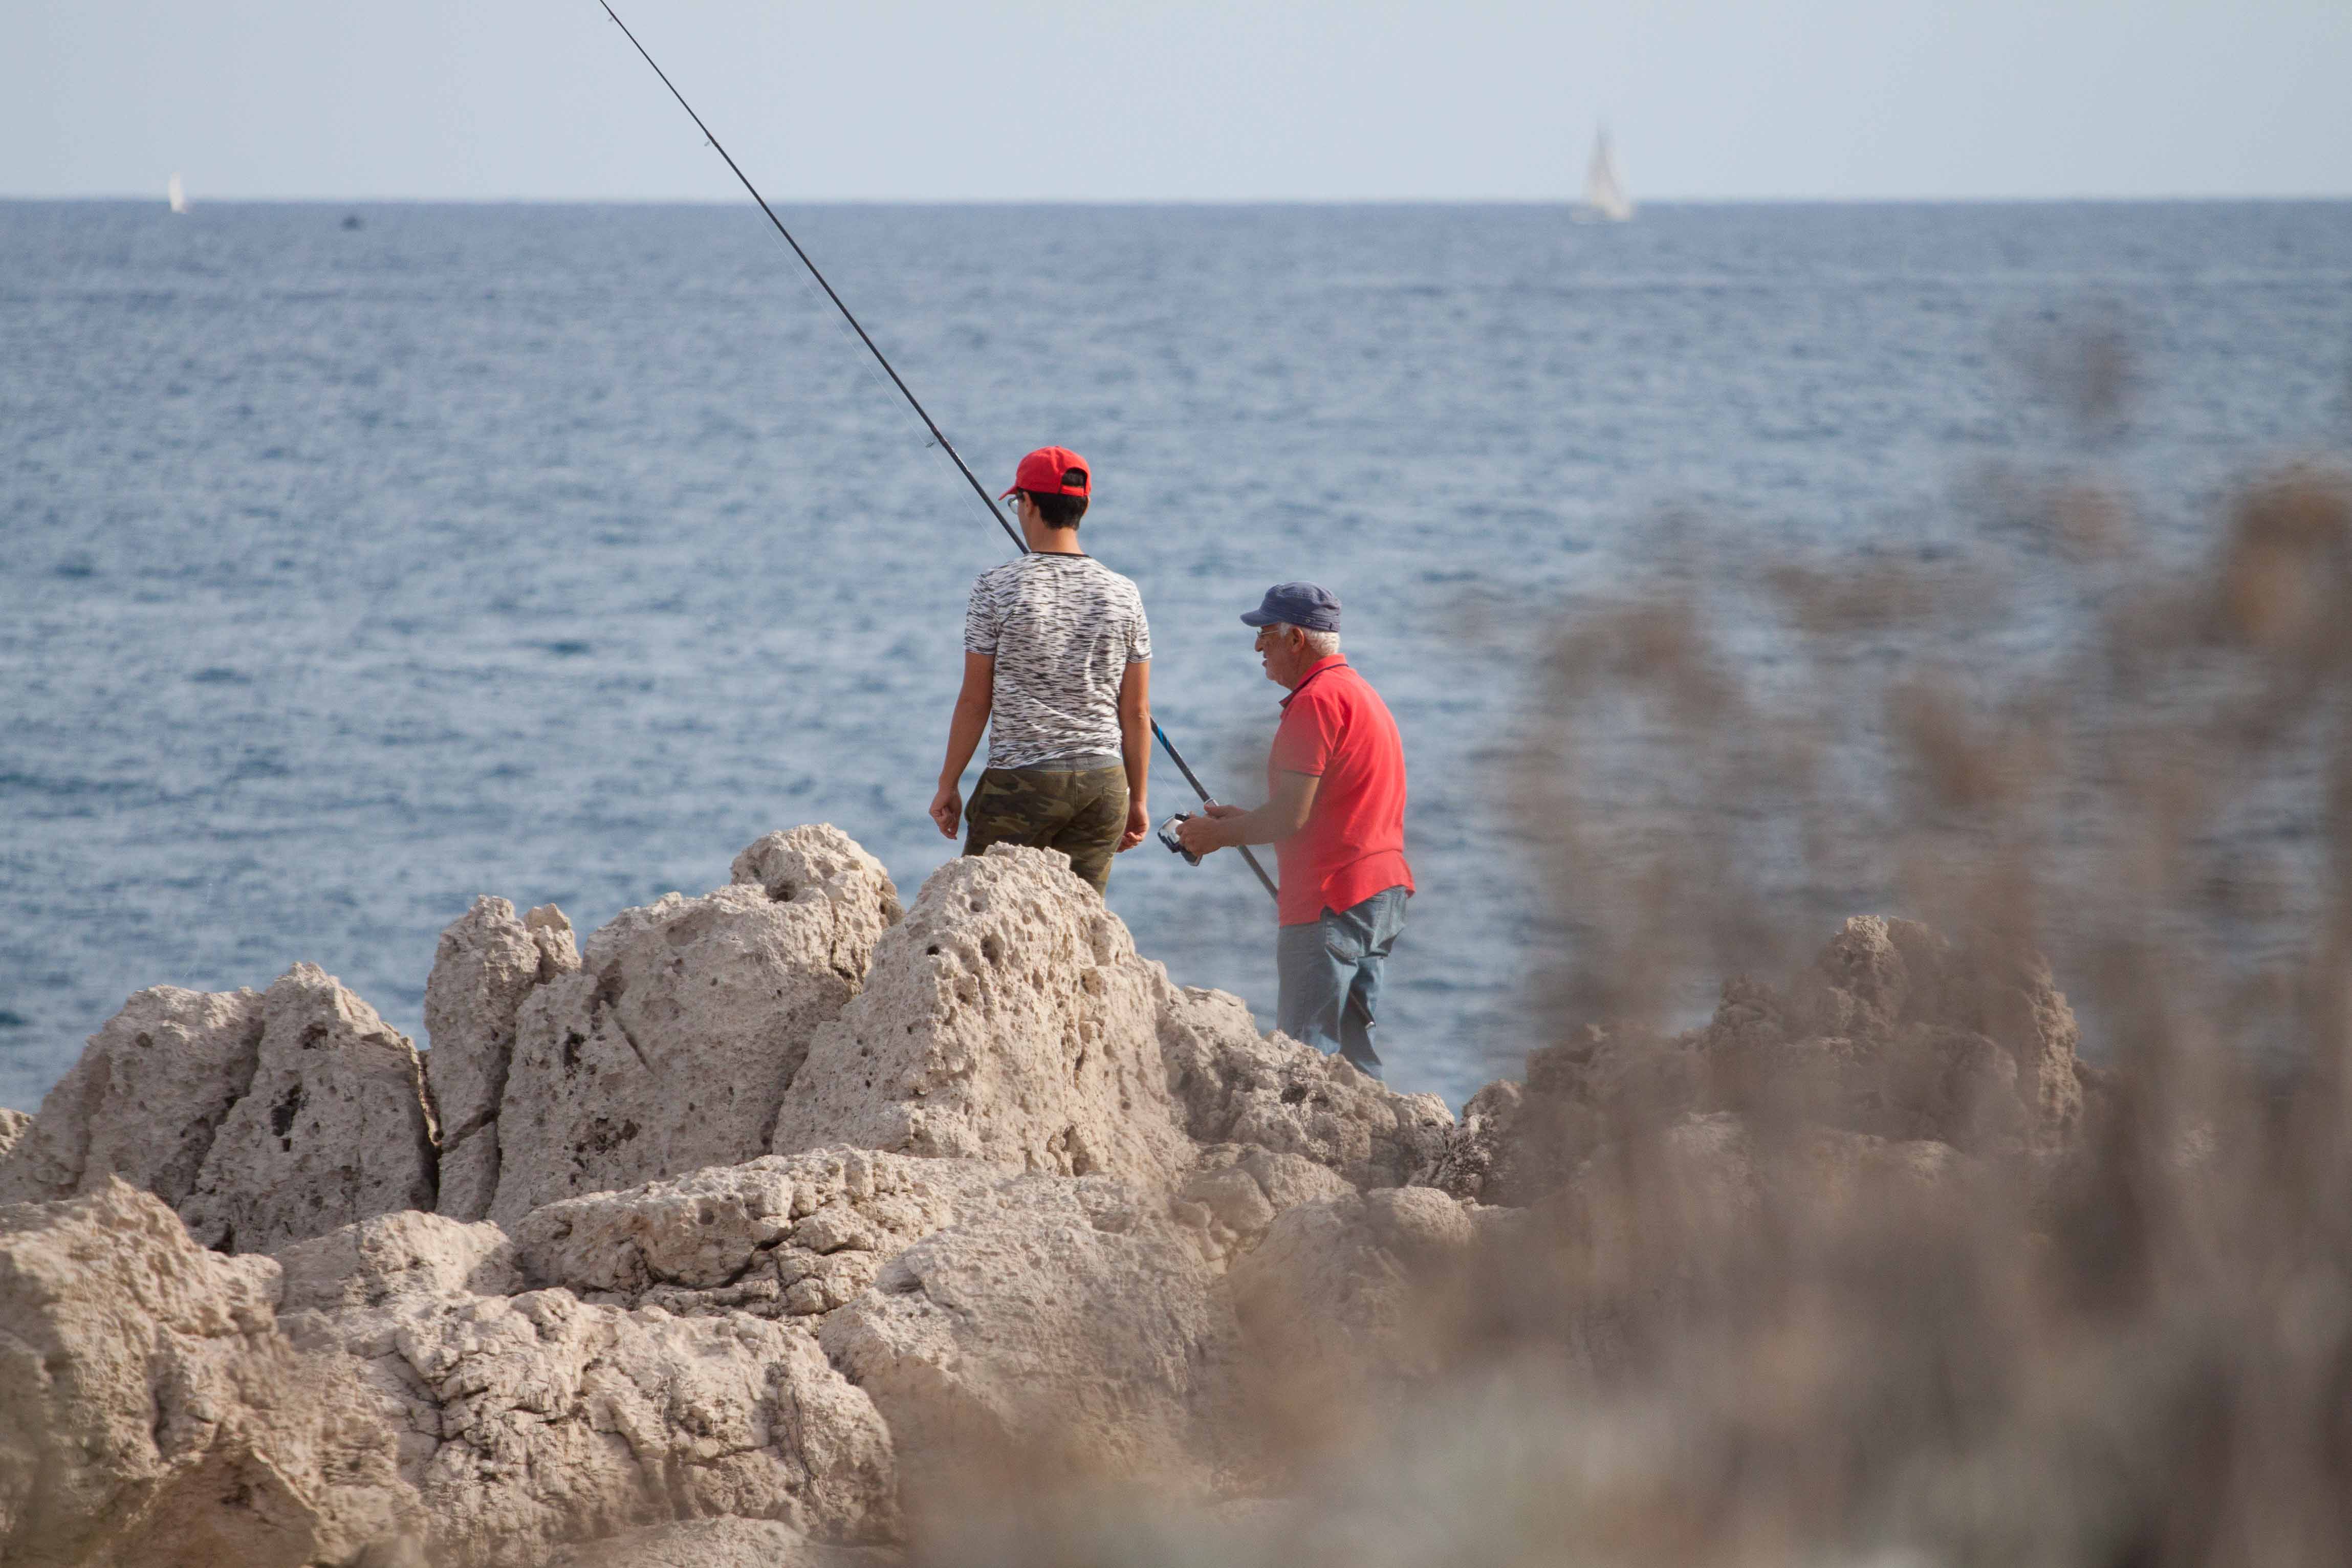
[5,1,2349,203]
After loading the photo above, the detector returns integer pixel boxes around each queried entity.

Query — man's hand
[1118,797,1150,853]
[929,783,962,840]
[1176,802,1245,857]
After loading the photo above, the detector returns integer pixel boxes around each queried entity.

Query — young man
[928,446,1152,895]
[1177,583,1412,1078]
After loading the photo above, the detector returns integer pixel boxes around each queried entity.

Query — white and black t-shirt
[963,553,1151,770]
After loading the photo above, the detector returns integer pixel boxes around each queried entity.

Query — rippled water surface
[4,200,2349,1110]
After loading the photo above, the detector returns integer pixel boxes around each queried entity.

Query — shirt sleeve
[1270,690,1339,776]
[1126,591,1152,663]
[963,574,1000,655]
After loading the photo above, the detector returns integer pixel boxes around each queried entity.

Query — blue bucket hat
[1239,582,1341,634]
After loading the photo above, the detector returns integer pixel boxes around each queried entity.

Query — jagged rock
[1425,918,2083,1205]
[1229,1187,1482,1436]
[1157,984,1454,1189]
[0,1179,424,1566]
[1559,1110,1975,1261]
[538,1516,900,1567]
[178,965,437,1254]
[0,1107,27,1166]
[0,986,264,1207]
[280,1222,898,1566]
[276,1209,521,1313]
[1779,916,2084,1147]
[820,1171,1240,1503]
[490,827,901,1229]
[730,828,907,927]
[1362,1184,1479,1268]
[1417,1079,1525,1205]
[1175,1145,1357,1260]
[771,847,1196,1189]
[511,1148,1006,1323]
[426,898,580,1223]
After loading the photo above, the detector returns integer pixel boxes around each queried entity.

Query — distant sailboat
[167,173,187,214]
[1575,129,1632,223]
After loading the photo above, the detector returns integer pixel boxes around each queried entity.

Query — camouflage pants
[963,766,1129,894]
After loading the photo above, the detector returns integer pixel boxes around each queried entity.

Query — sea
[4,200,2349,1114]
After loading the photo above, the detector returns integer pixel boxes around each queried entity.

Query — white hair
[1276,622,1340,658]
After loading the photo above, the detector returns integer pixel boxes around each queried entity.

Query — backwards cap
[1000,445,1091,501]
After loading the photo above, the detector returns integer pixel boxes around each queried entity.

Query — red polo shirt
[1268,655,1414,926]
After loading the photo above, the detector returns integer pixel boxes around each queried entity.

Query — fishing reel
[1156,813,1202,866]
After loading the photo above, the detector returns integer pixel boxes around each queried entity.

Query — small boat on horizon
[167,173,187,215]
[1574,128,1633,223]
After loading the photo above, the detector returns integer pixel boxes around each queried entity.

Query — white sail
[167,173,187,214]
[1577,130,1632,223]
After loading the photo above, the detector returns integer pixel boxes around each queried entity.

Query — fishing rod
[596,0,1281,904]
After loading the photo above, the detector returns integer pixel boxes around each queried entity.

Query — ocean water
[4,199,2349,1113]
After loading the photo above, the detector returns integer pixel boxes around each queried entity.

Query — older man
[1178,582,1412,1077]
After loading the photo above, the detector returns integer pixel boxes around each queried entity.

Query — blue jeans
[1275,885,1408,1080]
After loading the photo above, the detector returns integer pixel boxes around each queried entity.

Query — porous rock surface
[180,963,439,1253]
[538,1515,899,1567]
[820,1171,1243,1500]
[276,1208,898,1567]
[490,826,901,1228]
[1546,1110,1978,1335]
[1229,1187,1484,1429]
[8,829,2085,1566]
[1427,915,2083,1205]
[0,1179,423,1568]
[424,896,580,1223]
[1174,1143,1359,1262]
[0,985,264,1207]
[771,846,1197,1188]
[1158,983,1454,1189]
[2,823,1472,1563]
[510,1147,1010,1322]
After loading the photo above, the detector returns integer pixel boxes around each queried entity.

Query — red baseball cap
[1000,445,1091,501]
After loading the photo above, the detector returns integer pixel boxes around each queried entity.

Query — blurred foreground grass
[913,336,2352,1565]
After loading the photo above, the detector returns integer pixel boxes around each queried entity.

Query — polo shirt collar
[1280,654,1349,708]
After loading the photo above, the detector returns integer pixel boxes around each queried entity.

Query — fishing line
[596,0,1282,903]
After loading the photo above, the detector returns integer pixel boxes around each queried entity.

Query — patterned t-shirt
[963,553,1151,770]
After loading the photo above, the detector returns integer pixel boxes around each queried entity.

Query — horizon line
[7,191,2351,207]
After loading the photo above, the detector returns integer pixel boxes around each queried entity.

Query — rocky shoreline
[0,826,2094,1566]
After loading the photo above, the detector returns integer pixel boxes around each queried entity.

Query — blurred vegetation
[912,323,2352,1567]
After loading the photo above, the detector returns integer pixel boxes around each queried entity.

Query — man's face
[1254,624,1308,687]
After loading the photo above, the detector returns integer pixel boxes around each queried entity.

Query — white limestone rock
[511,1147,1007,1323]
[539,1515,900,1567]
[283,1276,898,1566]
[0,1108,30,1170]
[275,1208,521,1314]
[1560,1109,1976,1257]
[1175,1144,1358,1262]
[1226,1187,1483,1447]
[426,897,580,1223]
[178,964,438,1254]
[0,986,264,1207]
[730,827,908,930]
[1157,984,1454,1189]
[819,1171,1242,1502]
[490,827,901,1229]
[0,1179,425,1567]
[771,846,1196,1189]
